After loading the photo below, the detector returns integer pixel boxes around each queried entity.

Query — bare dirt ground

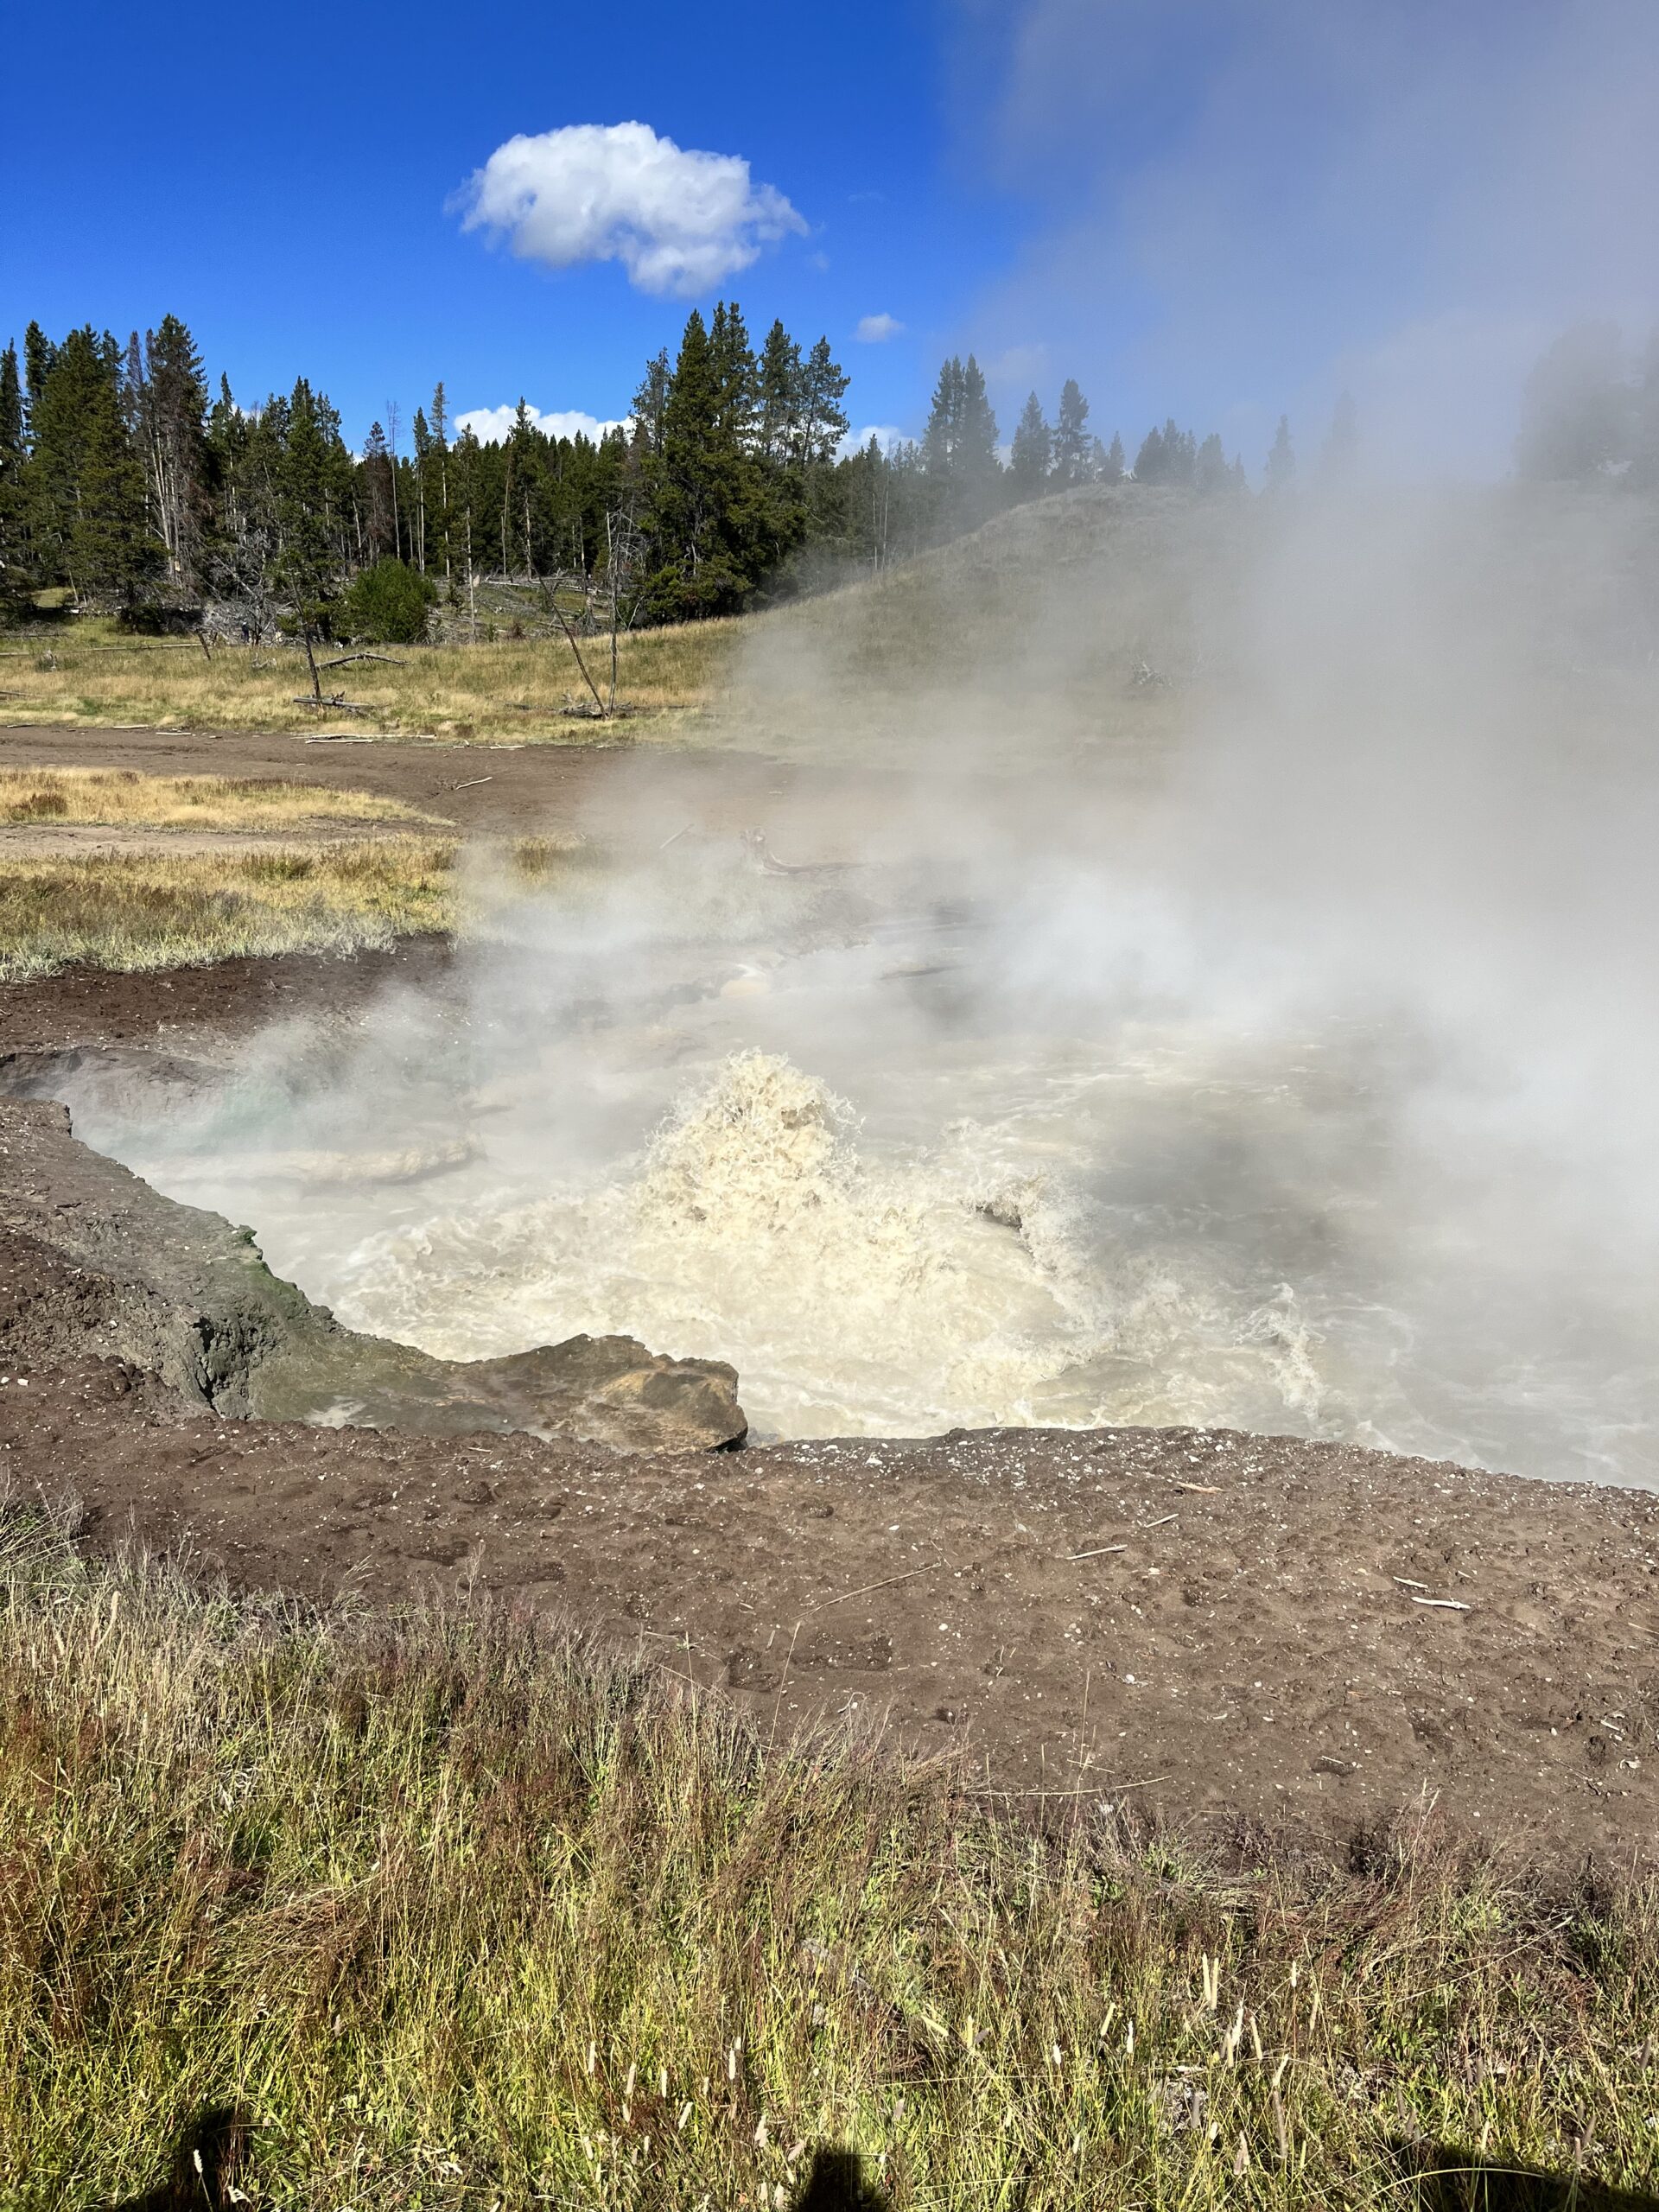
[3,729,1657,1869]
[0,721,929,850]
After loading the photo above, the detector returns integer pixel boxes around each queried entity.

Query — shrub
[340,558,437,645]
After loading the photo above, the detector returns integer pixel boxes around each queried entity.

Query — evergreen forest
[2,307,1650,642]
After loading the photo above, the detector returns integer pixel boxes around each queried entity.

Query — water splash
[332,1051,1333,1439]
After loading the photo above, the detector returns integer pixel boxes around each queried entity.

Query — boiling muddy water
[73,848,1659,1484]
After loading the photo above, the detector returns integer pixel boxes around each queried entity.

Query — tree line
[1515,323,1659,486]
[0,304,1333,639]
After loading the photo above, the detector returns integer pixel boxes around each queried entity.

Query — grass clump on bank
[0,837,458,980]
[2,1500,1656,2211]
[0,766,434,829]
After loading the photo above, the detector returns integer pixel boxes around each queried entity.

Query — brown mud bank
[3,944,1657,1866]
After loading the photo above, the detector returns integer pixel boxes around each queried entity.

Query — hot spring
[65,835,1659,1484]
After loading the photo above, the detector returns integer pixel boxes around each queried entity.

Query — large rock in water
[0,1095,747,1452]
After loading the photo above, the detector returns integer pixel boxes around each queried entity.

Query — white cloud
[454,120,806,298]
[837,423,906,459]
[855,312,905,343]
[456,404,627,446]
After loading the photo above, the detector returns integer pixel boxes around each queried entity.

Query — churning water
[73,848,1659,1482]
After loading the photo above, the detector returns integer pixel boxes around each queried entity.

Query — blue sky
[4,1,1655,473]
[3,0,1003,451]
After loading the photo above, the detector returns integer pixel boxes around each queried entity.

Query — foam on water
[322,1049,1333,1440]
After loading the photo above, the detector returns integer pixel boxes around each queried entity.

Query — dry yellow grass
[0,616,744,744]
[0,838,459,980]
[0,765,432,829]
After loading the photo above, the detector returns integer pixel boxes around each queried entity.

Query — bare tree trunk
[301,618,322,702]
[606,512,620,714]
[550,569,607,716]
[386,403,404,563]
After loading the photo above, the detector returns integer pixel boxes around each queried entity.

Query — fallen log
[289,694,370,715]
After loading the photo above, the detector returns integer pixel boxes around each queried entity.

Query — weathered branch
[319,652,407,669]
[289,694,370,715]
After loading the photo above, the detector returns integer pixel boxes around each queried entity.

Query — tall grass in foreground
[1,1502,1656,2209]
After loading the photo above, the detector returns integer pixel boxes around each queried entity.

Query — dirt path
[0,823,433,859]
[0,721,932,853]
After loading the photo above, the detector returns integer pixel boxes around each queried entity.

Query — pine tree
[954,355,1001,524]
[650,310,726,614]
[1052,379,1092,486]
[1194,431,1230,494]
[1100,431,1126,484]
[361,422,397,560]
[1009,392,1052,501]
[709,302,759,454]
[922,357,965,480]
[22,323,54,426]
[630,351,671,454]
[140,315,209,593]
[26,326,156,599]
[1136,420,1195,486]
[1515,325,1630,481]
[757,319,803,465]
[0,342,29,605]
[798,337,850,467]
[1265,414,1296,492]
[73,366,162,605]
[275,378,347,619]
[1133,424,1165,481]
[428,382,451,578]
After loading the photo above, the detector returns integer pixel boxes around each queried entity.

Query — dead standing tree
[603,505,647,715]
[542,572,609,716]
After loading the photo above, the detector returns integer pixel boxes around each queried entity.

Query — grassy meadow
[1,1495,1656,2210]
[0,613,742,743]
[0,764,435,829]
[0,837,461,981]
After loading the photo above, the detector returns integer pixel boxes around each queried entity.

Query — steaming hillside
[702,482,1250,763]
[720,478,1658,770]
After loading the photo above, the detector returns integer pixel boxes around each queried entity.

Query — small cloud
[837,423,906,459]
[855,312,905,344]
[454,120,806,299]
[808,250,831,273]
[848,188,886,205]
[456,404,627,446]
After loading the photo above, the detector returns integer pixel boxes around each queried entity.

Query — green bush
[340,558,437,645]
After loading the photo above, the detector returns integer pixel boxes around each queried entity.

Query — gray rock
[0,1092,746,1452]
